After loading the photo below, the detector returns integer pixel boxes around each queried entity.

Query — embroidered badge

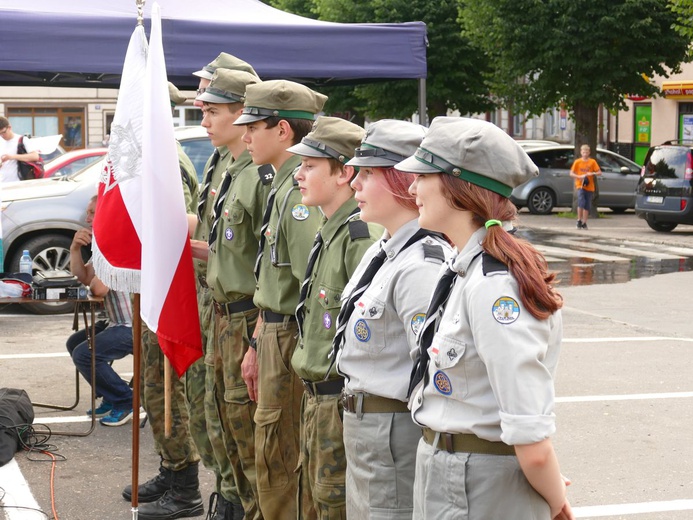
[323,312,332,329]
[224,208,229,218]
[354,319,371,342]
[291,204,310,221]
[492,297,520,324]
[433,370,452,395]
[369,307,378,317]
[319,289,326,299]
[447,348,458,361]
[225,228,234,241]
[210,188,217,197]
[410,313,425,335]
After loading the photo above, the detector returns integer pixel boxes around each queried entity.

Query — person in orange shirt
[570,144,601,229]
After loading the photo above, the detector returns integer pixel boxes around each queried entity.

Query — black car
[635,141,693,232]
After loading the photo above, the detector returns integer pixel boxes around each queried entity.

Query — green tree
[460,0,691,151]
[268,0,495,120]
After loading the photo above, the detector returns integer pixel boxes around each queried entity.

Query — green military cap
[395,116,538,197]
[168,82,186,106]
[234,80,328,125]
[196,69,260,104]
[192,52,259,80]
[347,119,427,168]
[287,116,365,163]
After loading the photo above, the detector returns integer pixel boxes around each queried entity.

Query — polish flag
[140,4,201,376]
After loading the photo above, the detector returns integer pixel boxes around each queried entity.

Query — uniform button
[417,396,422,404]
[387,250,395,259]
[459,269,466,277]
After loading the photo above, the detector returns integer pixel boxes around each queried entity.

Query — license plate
[646,196,664,204]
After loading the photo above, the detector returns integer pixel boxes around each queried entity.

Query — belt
[422,427,515,456]
[197,275,209,289]
[213,298,257,316]
[342,393,409,414]
[262,310,296,323]
[302,378,344,397]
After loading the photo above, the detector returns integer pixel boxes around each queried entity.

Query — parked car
[515,139,559,149]
[510,145,642,214]
[1,126,213,314]
[635,140,693,232]
[40,148,107,178]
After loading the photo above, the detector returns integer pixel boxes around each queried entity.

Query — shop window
[6,106,86,151]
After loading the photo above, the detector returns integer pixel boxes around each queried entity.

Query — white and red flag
[92,4,202,376]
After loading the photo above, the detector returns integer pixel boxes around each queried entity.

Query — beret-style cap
[234,80,327,125]
[395,117,538,197]
[196,69,260,104]
[287,116,365,163]
[192,52,258,79]
[347,119,427,168]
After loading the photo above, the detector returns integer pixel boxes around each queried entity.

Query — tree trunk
[571,101,600,218]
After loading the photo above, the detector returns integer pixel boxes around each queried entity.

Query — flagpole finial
[136,0,145,26]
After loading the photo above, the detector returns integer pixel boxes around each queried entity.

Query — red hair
[378,167,418,211]
[439,175,563,320]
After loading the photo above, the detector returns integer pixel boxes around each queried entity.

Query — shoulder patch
[348,219,370,240]
[422,243,445,263]
[482,252,507,276]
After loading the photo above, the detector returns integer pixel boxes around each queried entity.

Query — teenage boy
[570,144,602,229]
[195,68,264,520]
[234,80,326,519]
[288,116,381,519]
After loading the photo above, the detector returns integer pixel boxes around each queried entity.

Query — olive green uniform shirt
[207,150,269,303]
[192,146,231,278]
[291,199,382,382]
[177,140,199,213]
[253,155,321,315]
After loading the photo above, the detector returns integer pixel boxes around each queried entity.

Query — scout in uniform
[234,80,326,519]
[127,82,205,520]
[402,117,573,520]
[189,54,260,520]
[196,68,265,520]
[288,116,381,519]
[333,120,451,519]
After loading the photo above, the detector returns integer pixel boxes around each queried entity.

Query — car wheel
[609,207,628,214]
[527,187,555,215]
[644,216,678,232]
[9,234,75,315]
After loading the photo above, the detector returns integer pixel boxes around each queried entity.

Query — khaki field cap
[234,80,328,125]
[287,116,365,163]
[192,52,258,79]
[168,82,186,106]
[395,116,538,197]
[196,69,260,104]
[347,119,427,168]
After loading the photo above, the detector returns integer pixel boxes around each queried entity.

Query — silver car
[1,126,213,314]
[510,145,642,214]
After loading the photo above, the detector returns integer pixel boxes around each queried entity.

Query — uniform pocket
[351,293,387,354]
[430,335,468,398]
[254,407,289,490]
[311,398,346,511]
[225,385,256,468]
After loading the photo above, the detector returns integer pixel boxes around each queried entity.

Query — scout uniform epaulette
[482,252,508,275]
[348,219,370,241]
[422,242,445,263]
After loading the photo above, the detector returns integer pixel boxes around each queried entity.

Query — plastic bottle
[19,249,33,275]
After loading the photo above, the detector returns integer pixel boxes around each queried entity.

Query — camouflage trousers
[254,318,303,520]
[141,327,200,471]
[207,305,261,518]
[298,392,347,520]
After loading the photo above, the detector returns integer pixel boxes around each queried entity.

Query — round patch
[410,313,426,335]
[323,312,332,329]
[291,204,310,221]
[353,319,371,342]
[492,296,520,324]
[224,228,234,241]
[433,370,452,395]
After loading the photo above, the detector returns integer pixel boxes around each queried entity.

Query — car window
[179,138,214,182]
[54,156,103,177]
[528,149,574,169]
[645,147,688,179]
[595,152,623,173]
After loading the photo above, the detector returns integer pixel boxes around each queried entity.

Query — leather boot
[137,463,204,519]
[122,465,173,502]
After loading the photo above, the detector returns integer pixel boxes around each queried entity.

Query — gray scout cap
[196,69,260,104]
[395,117,538,197]
[168,82,186,106]
[347,119,427,168]
[287,116,365,163]
[234,80,328,125]
[192,53,258,80]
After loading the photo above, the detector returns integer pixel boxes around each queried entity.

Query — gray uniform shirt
[411,226,562,446]
[337,218,452,402]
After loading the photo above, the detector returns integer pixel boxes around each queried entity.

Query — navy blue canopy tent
[0,0,428,115]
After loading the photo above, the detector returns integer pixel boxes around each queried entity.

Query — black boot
[122,465,173,502]
[137,463,204,519]
[230,501,245,519]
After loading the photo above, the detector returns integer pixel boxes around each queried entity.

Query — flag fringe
[91,238,141,294]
